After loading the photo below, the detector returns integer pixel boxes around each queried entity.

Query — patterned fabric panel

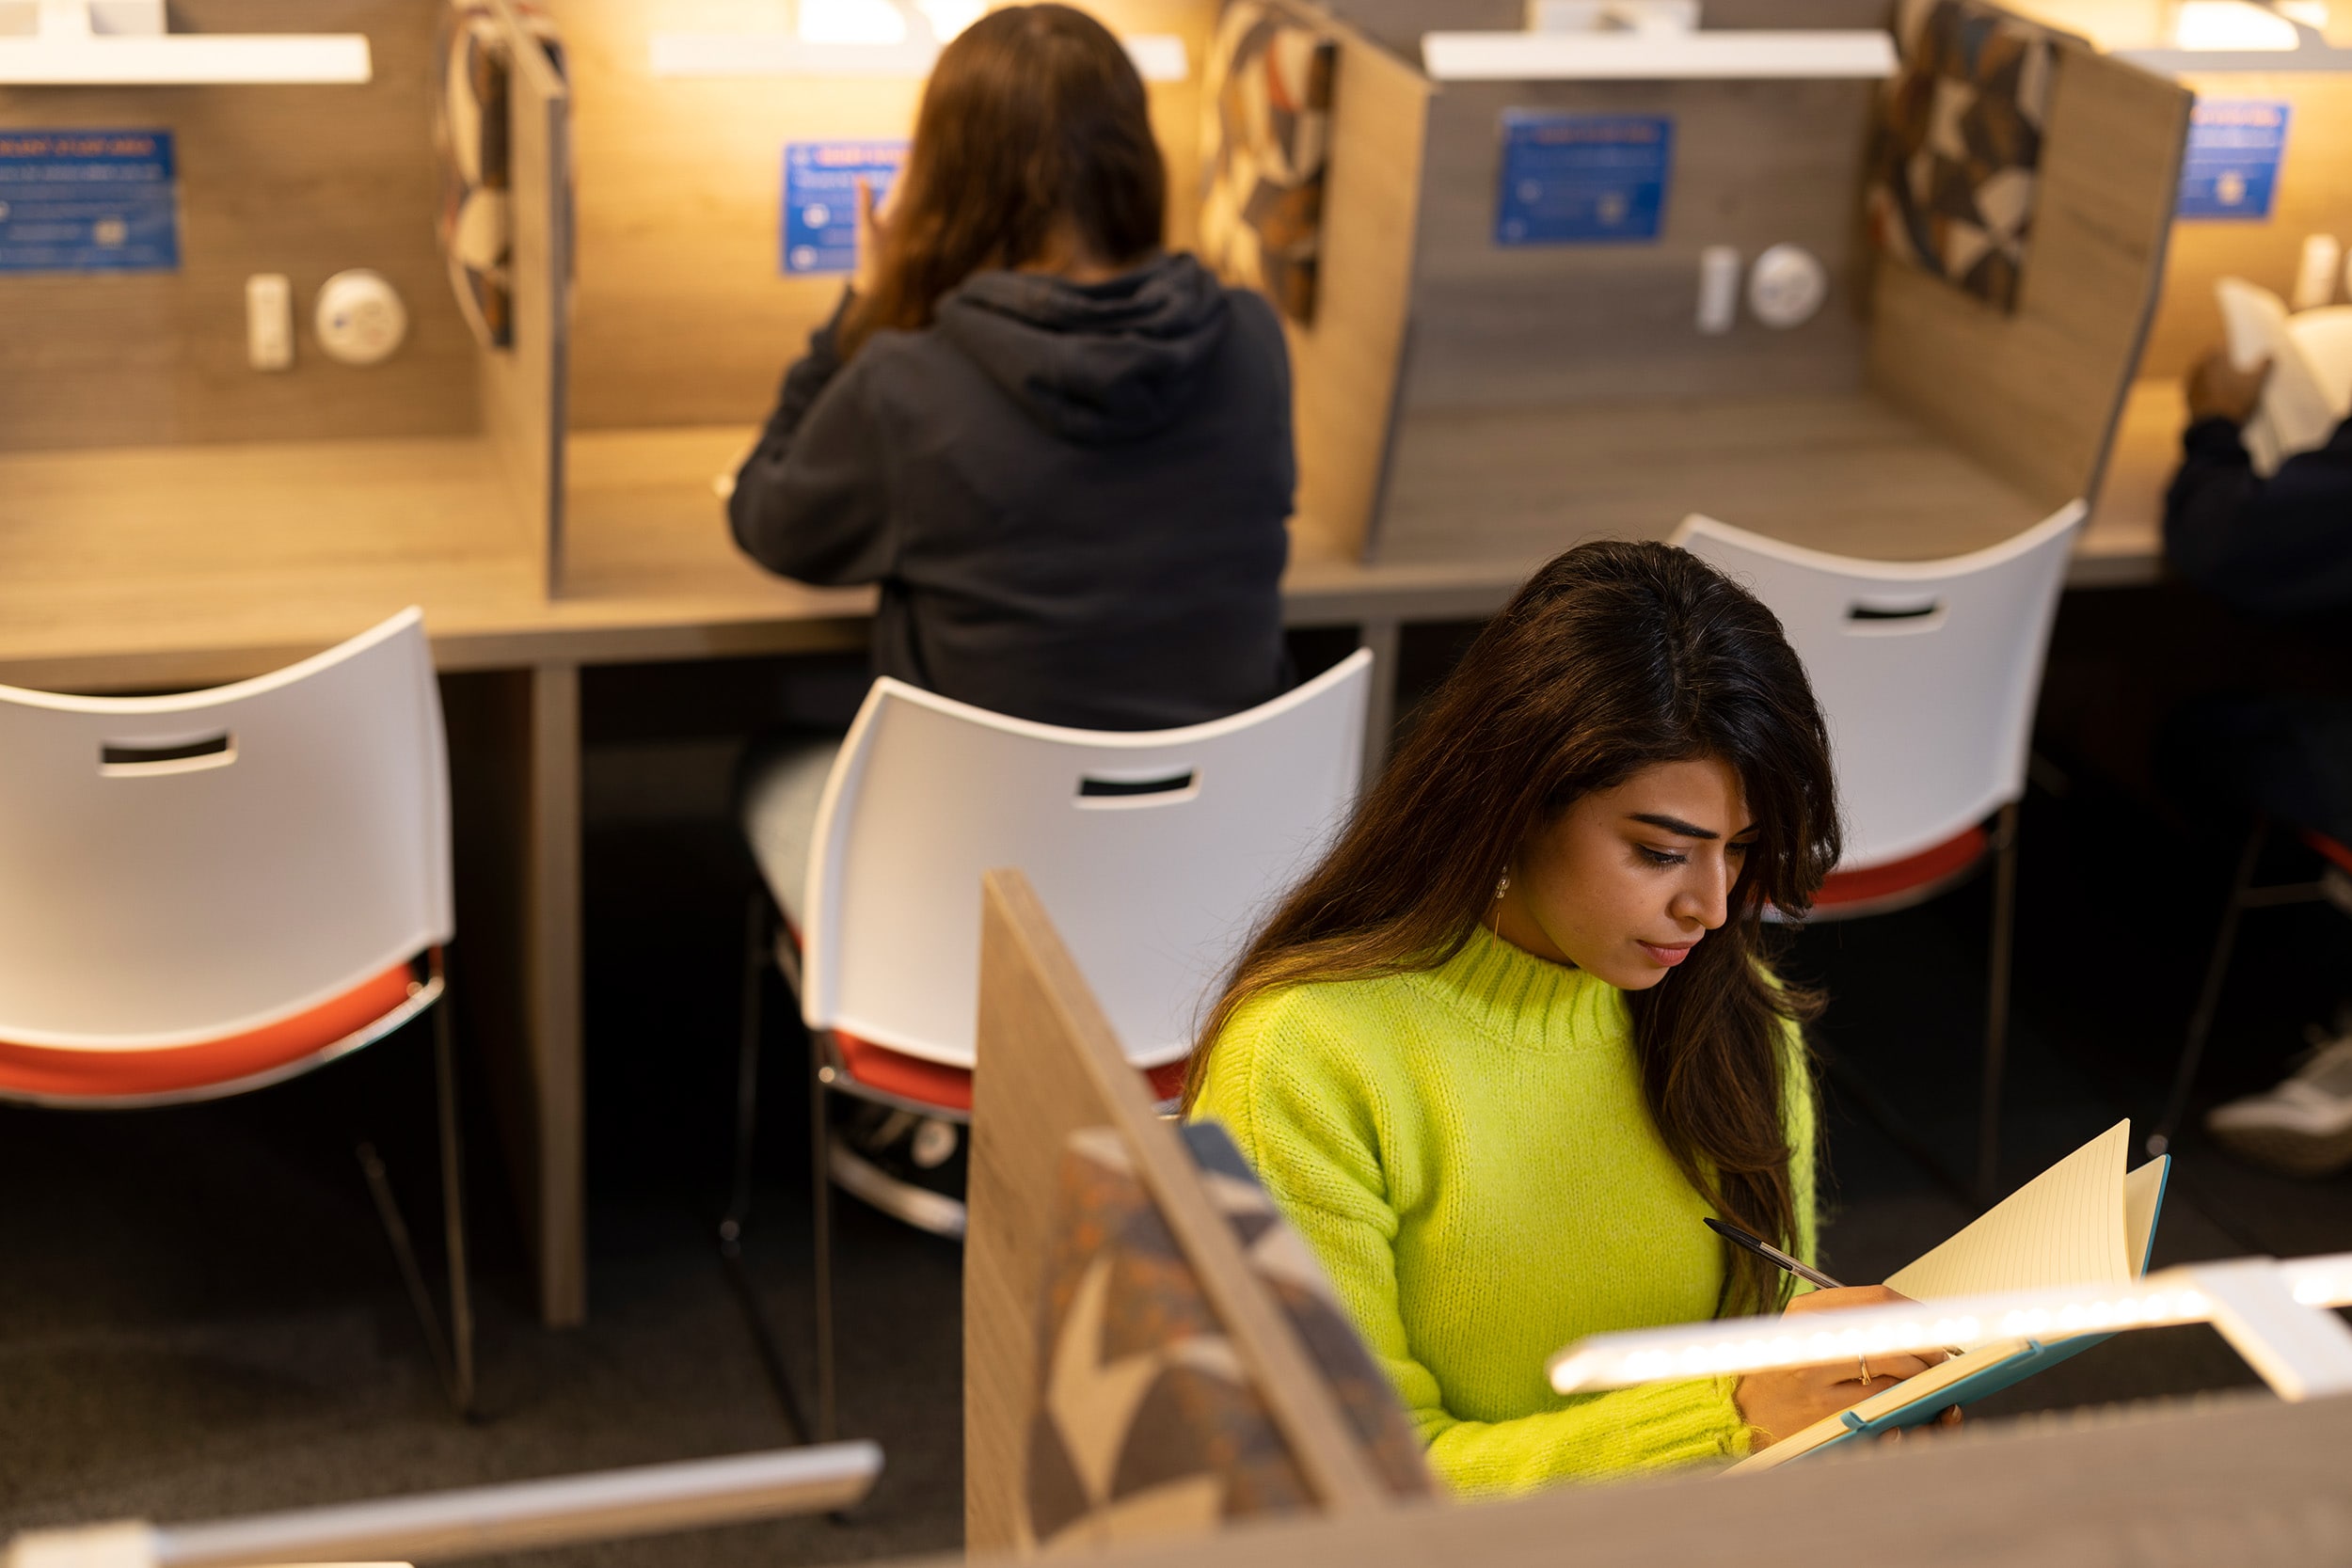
[1199,2,1336,325]
[1866,0,2076,313]
[431,0,563,350]
[1022,1123,1431,1551]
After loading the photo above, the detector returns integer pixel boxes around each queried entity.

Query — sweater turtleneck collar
[1406,921,1631,1054]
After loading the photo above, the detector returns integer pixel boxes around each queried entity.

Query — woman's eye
[1729,839,1756,857]
[1635,845,1684,867]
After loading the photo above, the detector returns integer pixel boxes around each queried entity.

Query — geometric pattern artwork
[431,0,562,350]
[1199,1,1336,325]
[1867,0,2074,313]
[1023,1122,1432,1551]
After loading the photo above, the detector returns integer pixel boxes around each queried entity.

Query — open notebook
[1728,1119,2168,1472]
[2215,277,2352,475]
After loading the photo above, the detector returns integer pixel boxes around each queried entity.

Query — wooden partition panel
[1280,8,1429,561]
[484,0,573,590]
[966,870,1389,1554]
[1867,42,2189,512]
[2140,71,2352,378]
[557,0,1217,433]
[1403,76,1879,413]
[952,1388,2352,1568]
[0,0,480,452]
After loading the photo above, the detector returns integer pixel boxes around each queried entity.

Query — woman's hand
[851,175,893,299]
[2185,348,2271,426]
[1733,1286,1947,1449]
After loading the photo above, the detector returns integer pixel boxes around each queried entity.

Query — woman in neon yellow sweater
[1185,541,1941,1493]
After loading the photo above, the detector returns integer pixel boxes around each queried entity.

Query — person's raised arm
[2165,350,2352,616]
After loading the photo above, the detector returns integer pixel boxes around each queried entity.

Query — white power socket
[246,273,293,371]
[2293,233,2340,310]
[314,269,408,367]
[1696,245,1740,333]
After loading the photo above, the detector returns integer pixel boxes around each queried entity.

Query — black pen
[1706,1217,1968,1359]
[1704,1216,1846,1291]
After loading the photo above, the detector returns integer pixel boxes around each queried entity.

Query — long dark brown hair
[840,4,1166,356]
[1184,541,1842,1316]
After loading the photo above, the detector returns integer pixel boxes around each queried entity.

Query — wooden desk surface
[2078,377,2180,589]
[0,408,2175,695]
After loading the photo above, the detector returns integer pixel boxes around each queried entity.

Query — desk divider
[965,868,1391,1555]
[1867,38,2191,514]
[479,0,571,594]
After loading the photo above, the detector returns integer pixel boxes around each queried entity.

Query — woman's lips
[1637,941,1697,967]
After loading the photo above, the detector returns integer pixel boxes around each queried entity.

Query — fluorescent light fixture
[2173,0,2302,49]
[650,28,1187,80]
[0,0,369,83]
[1548,1253,2352,1403]
[913,0,987,40]
[800,0,907,46]
[1422,29,1896,81]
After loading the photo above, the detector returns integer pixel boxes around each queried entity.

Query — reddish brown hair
[1184,541,1842,1315]
[840,4,1165,356]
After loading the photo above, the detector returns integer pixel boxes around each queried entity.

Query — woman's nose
[1674,859,1731,929]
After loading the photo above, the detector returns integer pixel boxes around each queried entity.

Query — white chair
[0,608,473,1411]
[733,650,1374,1439]
[1672,505,2086,1203]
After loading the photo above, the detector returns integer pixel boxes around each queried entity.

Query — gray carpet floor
[6,689,2350,1563]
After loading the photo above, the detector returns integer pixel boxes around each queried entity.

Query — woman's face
[1492,756,1756,990]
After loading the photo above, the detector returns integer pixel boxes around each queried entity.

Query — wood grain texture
[0,0,481,451]
[2075,372,2174,587]
[1373,391,2054,568]
[482,0,571,590]
[2140,71,2352,380]
[1866,43,2189,513]
[526,659,584,1325]
[1402,76,1878,412]
[966,870,1390,1554]
[1281,7,1427,560]
[558,0,1218,433]
[941,1389,2352,1568]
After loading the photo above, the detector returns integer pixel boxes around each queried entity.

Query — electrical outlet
[1696,245,1740,334]
[314,269,407,367]
[246,273,293,371]
[2293,234,2340,310]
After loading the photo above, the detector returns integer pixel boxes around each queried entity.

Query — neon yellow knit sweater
[1191,922,1816,1495]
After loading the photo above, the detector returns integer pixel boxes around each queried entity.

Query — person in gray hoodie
[728,4,1295,734]
[726,3,1295,1222]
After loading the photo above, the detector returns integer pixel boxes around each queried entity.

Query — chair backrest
[0,609,452,1047]
[1671,507,2085,871]
[802,652,1372,1069]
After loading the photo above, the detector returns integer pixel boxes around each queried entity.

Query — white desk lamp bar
[3,1444,882,1568]
[1422,29,1897,81]
[649,32,1190,81]
[1547,1252,2352,1402]
[0,0,370,85]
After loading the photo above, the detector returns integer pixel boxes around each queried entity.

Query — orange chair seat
[1813,823,1992,911]
[834,1029,1186,1114]
[0,961,421,1101]
[2303,829,2352,878]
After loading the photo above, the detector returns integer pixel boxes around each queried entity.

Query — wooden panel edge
[978,869,1393,1517]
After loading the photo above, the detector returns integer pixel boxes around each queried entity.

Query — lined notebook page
[2122,1154,2169,1275]
[1884,1121,2134,1299]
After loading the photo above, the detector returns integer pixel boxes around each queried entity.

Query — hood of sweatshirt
[933,251,1233,444]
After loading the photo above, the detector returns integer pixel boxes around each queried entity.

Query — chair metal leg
[810,1025,838,1445]
[356,989,475,1418]
[432,997,476,1417]
[1977,801,2021,1207]
[2150,819,2270,1157]
[720,890,816,1443]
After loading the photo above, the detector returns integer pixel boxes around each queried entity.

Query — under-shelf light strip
[1548,1252,2352,1396]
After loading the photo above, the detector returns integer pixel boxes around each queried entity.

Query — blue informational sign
[783,140,909,276]
[2177,100,2290,221]
[1494,112,1673,246]
[0,129,180,274]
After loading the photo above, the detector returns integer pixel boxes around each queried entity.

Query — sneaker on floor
[829,1100,968,1238]
[2204,1035,2352,1179]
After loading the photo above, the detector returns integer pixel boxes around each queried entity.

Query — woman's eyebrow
[1629,812,1717,839]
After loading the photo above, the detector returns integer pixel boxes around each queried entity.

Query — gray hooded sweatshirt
[728,252,1295,732]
